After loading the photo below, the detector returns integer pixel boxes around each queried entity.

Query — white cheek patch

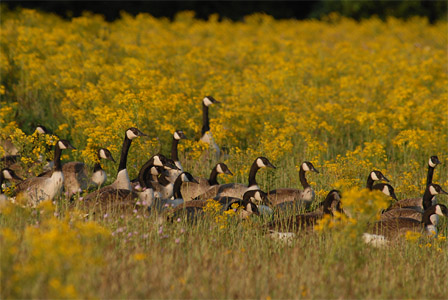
[371,172,379,181]
[382,186,390,196]
[435,205,444,216]
[256,158,266,168]
[150,167,159,175]
[3,171,13,179]
[58,141,67,149]
[255,191,262,201]
[181,173,188,182]
[246,203,253,213]
[217,164,224,174]
[430,214,439,226]
[153,155,163,167]
[429,185,437,195]
[302,163,310,171]
[429,158,436,168]
[203,97,213,107]
[174,132,180,140]
[99,149,107,159]
[126,130,138,140]
[36,127,46,134]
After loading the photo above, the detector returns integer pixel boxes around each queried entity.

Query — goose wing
[268,211,323,232]
[380,208,422,222]
[387,197,422,211]
[180,177,210,201]
[268,188,312,209]
[368,218,421,240]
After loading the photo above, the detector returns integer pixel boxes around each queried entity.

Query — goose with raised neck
[199,96,220,159]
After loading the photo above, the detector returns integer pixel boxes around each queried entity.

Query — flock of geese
[1,96,447,246]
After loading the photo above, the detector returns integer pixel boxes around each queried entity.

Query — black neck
[137,159,157,188]
[201,103,210,135]
[53,145,63,171]
[422,206,436,225]
[366,176,374,190]
[248,162,260,187]
[118,136,132,173]
[0,175,4,194]
[171,137,179,161]
[208,166,219,185]
[426,164,435,187]
[422,187,435,210]
[299,168,310,189]
[173,175,184,199]
[93,162,103,172]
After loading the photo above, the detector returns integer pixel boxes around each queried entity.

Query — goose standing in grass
[0,168,23,205]
[170,189,263,222]
[166,130,187,183]
[364,204,448,246]
[194,157,275,200]
[14,140,75,205]
[181,162,233,201]
[82,127,146,205]
[268,161,320,209]
[387,155,441,210]
[199,96,220,159]
[381,183,448,221]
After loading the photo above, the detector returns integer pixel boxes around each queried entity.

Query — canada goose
[387,156,441,210]
[181,163,233,201]
[149,172,199,211]
[372,183,397,200]
[135,154,179,185]
[14,140,75,205]
[91,148,116,187]
[364,204,448,244]
[170,189,262,222]
[381,183,448,221]
[0,168,23,205]
[165,130,187,183]
[366,170,389,190]
[194,157,276,200]
[268,190,342,233]
[82,127,146,205]
[268,161,319,209]
[39,147,116,196]
[200,96,220,159]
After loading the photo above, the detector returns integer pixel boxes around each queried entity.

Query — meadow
[1,8,448,299]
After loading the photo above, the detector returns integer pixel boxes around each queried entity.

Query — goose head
[98,148,115,162]
[369,170,389,182]
[35,125,49,135]
[255,157,276,169]
[125,127,147,140]
[373,183,397,200]
[151,154,179,170]
[216,163,233,175]
[429,155,441,168]
[434,204,448,217]
[1,168,23,181]
[203,96,219,107]
[56,140,76,150]
[301,161,319,173]
[179,172,199,184]
[428,183,448,196]
[173,130,187,140]
[243,189,270,206]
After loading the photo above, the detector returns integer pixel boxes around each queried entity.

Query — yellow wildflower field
[1,9,448,299]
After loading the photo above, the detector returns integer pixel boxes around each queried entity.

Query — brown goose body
[368,218,422,240]
[380,208,422,222]
[387,197,423,212]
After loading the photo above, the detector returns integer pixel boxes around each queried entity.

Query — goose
[364,204,448,245]
[193,157,276,200]
[165,130,187,183]
[0,168,23,205]
[82,127,146,205]
[170,189,262,222]
[14,140,75,205]
[268,190,342,233]
[387,155,441,210]
[366,170,389,190]
[91,148,115,187]
[199,96,220,159]
[181,162,233,201]
[268,161,319,209]
[148,172,199,212]
[372,183,397,200]
[39,147,115,196]
[381,183,448,221]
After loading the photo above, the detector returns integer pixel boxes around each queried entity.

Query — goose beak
[391,191,398,200]
[267,162,276,169]
[109,156,116,163]
[165,161,180,171]
[312,167,320,173]
[382,175,390,182]
[191,177,200,184]
[179,132,187,139]
[68,144,76,150]
[136,129,147,137]
[440,187,448,195]
[12,173,23,181]
[225,170,234,176]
